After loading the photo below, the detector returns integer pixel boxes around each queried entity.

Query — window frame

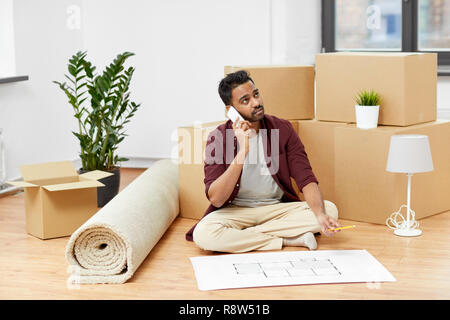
[322,0,450,73]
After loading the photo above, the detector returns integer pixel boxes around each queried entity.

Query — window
[335,0,402,50]
[418,0,450,51]
[322,0,450,69]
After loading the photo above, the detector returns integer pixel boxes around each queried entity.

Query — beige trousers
[193,200,338,253]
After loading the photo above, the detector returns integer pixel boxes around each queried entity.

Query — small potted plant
[54,51,141,206]
[354,89,381,129]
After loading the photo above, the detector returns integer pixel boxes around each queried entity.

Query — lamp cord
[386,204,419,230]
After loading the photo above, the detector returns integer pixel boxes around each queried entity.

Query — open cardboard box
[7,161,113,239]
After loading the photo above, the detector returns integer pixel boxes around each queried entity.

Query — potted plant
[54,51,141,206]
[354,89,381,129]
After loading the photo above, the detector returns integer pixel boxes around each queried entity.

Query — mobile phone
[226,106,244,126]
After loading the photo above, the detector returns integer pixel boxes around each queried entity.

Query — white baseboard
[438,107,450,120]
[118,156,167,168]
[72,156,171,169]
[0,176,22,195]
[72,158,82,170]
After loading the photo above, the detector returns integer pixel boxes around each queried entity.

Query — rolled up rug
[65,159,179,284]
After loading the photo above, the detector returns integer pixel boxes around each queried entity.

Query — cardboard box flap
[42,180,104,192]
[5,180,39,188]
[79,170,114,181]
[20,161,77,182]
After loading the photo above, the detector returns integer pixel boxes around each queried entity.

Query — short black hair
[218,70,254,105]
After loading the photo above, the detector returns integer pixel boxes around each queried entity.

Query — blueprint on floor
[190,250,396,291]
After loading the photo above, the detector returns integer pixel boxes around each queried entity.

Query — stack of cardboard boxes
[178,53,450,225]
[314,52,450,224]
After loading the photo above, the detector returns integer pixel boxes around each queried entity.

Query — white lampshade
[386,134,434,173]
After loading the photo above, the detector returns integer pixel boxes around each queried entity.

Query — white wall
[82,0,274,161]
[271,0,321,65]
[80,0,322,162]
[437,77,450,118]
[0,0,16,76]
[0,0,84,180]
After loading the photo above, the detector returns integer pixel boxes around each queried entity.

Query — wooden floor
[1,168,450,300]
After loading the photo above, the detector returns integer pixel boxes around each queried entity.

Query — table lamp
[385,134,434,237]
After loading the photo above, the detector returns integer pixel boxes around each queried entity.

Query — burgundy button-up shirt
[185,114,318,241]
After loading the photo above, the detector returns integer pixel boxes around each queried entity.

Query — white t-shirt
[232,130,284,207]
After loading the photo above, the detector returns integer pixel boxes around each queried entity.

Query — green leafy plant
[355,89,381,106]
[54,51,141,171]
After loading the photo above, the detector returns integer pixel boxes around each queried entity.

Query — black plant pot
[97,167,121,207]
[79,167,121,207]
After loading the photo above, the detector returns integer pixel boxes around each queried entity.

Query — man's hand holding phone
[232,118,253,156]
[228,106,251,156]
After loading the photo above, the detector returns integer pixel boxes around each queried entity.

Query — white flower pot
[355,104,380,129]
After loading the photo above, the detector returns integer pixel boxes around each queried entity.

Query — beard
[250,105,264,122]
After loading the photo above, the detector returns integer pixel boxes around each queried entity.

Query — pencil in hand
[327,225,356,232]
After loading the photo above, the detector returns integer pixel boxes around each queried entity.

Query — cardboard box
[334,120,450,224]
[296,120,349,204]
[316,52,437,126]
[178,121,226,220]
[178,119,300,220]
[224,65,315,120]
[7,161,112,239]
